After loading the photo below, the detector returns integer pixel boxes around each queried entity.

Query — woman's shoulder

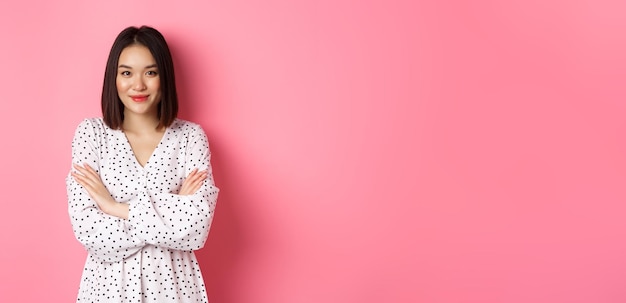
[71,118,115,147]
[75,117,110,133]
[170,118,205,135]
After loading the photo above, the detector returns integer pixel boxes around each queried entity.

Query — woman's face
[116,44,162,118]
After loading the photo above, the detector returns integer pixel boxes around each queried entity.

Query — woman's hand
[72,163,128,219]
[179,168,208,196]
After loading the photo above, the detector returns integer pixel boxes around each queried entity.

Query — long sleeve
[67,119,145,262]
[127,124,219,251]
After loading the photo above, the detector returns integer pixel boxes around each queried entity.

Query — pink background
[1,0,625,302]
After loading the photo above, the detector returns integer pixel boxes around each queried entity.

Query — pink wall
[1,0,625,302]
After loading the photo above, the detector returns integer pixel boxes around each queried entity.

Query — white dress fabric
[67,118,219,302]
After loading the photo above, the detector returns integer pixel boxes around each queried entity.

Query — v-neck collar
[118,122,173,170]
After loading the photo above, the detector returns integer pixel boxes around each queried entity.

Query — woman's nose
[133,76,147,91]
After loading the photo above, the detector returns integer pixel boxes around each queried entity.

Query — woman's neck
[122,112,162,134]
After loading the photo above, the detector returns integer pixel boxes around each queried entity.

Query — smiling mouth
[130,95,149,102]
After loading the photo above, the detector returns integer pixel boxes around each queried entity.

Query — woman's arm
[67,119,145,262]
[72,164,208,219]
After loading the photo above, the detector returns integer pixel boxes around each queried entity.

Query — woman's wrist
[101,199,130,219]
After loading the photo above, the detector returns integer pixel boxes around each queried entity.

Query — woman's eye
[120,71,131,76]
[146,71,158,76]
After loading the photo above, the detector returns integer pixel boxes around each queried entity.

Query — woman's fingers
[72,163,86,175]
[72,166,95,187]
[71,171,88,187]
[188,171,206,184]
[72,172,99,199]
[189,171,208,192]
[188,171,208,185]
[83,163,99,178]
[179,169,208,195]
[185,169,206,184]
[73,163,95,179]
[73,164,100,187]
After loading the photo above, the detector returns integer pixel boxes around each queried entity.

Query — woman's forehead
[118,45,156,67]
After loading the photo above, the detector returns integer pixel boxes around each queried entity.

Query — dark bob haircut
[102,25,178,129]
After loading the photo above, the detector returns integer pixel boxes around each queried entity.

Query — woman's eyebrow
[118,64,158,69]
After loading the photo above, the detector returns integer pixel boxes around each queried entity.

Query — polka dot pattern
[67,118,219,302]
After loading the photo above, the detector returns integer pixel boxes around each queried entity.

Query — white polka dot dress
[67,118,219,302]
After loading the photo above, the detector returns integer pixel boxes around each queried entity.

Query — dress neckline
[117,120,176,170]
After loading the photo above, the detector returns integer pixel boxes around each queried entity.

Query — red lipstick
[130,95,149,102]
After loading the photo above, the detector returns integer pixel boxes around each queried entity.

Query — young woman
[67,26,219,302]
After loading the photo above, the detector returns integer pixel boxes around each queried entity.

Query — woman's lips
[130,95,149,102]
